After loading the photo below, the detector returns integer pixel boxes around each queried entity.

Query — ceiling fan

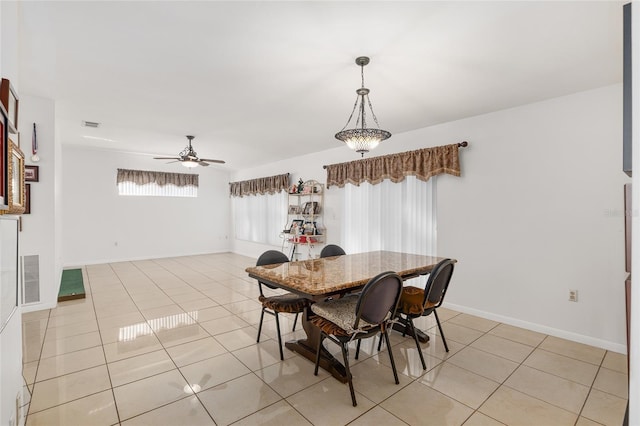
[153,135,225,168]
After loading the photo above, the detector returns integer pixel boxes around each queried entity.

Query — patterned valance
[116,169,198,187]
[325,144,461,188]
[229,173,290,197]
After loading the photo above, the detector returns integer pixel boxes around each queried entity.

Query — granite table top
[246,251,453,297]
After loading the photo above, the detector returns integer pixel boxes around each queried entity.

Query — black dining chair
[320,244,346,258]
[310,271,403,406]
[255,250,308,360]
[396,258,455,370]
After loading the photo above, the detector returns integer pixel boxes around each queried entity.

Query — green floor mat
[58,268,86,302]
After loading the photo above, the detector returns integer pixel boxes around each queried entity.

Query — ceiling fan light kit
[153,135,225,167]
[335,56,391,157]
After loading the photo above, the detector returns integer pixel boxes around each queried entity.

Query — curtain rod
[322,141,468,169]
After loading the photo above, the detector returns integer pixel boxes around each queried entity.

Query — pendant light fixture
[335,56,391,156]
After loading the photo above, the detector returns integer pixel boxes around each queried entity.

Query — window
[229,173,290,246]
[116,169,198,197]
[232,191,287,246]
[341,176,436,255]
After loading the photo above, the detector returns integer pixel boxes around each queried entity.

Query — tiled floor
[21,253,629,425]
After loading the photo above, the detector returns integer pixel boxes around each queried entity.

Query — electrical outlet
[568,289,578,302]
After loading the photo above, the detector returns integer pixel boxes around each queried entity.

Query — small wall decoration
[31,123,39,162]
[25,165,39,182]
[24,183,30,214]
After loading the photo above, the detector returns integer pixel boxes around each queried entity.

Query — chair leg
[408,317,426,370]
[314,333,324,376]
[257,308,266,343]
[383,330,399,384]
[274,312,284,361]
[433,310,449,353]
[292,312,299,332]
[341,342,357,407]
[377,334,383,351]
[355,339,361,360]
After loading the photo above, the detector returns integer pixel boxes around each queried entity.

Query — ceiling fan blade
[200,158,226,164]
[153,156,181,160]
[196,161,210,167]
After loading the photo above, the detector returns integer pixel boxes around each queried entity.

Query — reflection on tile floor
[21,253,629,426]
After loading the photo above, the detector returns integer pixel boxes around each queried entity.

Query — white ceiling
[17,1,623,170]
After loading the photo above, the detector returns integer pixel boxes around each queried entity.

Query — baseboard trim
[443,302,626,354]
[62,249,231,268]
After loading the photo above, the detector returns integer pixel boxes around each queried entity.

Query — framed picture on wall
[25,165,39,182]
[6,140,25,215]
[0,107,8,210]
[0,79,18,132]
[24,183,30,214]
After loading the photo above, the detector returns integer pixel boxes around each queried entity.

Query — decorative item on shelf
[297,235,317,244]
[335,56,391,157]
[297,178,304,194]
[303,221,320,235]
[31,123,39,163]
[0,79,18,133]
[302,201,319,215]
[286,219,303,234]
[25,165,39,182]
[288,204,301,215]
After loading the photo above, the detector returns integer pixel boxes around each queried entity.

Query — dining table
[245,250,453,383]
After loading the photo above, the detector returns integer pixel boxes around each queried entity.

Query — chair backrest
[256,250,289,290]
[423,259,455,309]
[355,271,403,328]
[320,244,346,258]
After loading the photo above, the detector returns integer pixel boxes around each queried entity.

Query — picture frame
[0,79,18,133]
[302,201,318,215]
[25,165,39,182]
[0,107,8,210]
[288,219,304,234]
[288,204,301,215]
[24,183,30,214]
[5,139,25,215]
[303,221,317,235]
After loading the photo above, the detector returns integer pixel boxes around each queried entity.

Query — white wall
[61,146,232,265]
[232,84,627,352]
[429,85,627,352]
[19,94,57,313]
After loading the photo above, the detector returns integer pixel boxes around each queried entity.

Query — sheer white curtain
[117,181,197,197]
[341,176,436,255]
[232,191,287,246]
